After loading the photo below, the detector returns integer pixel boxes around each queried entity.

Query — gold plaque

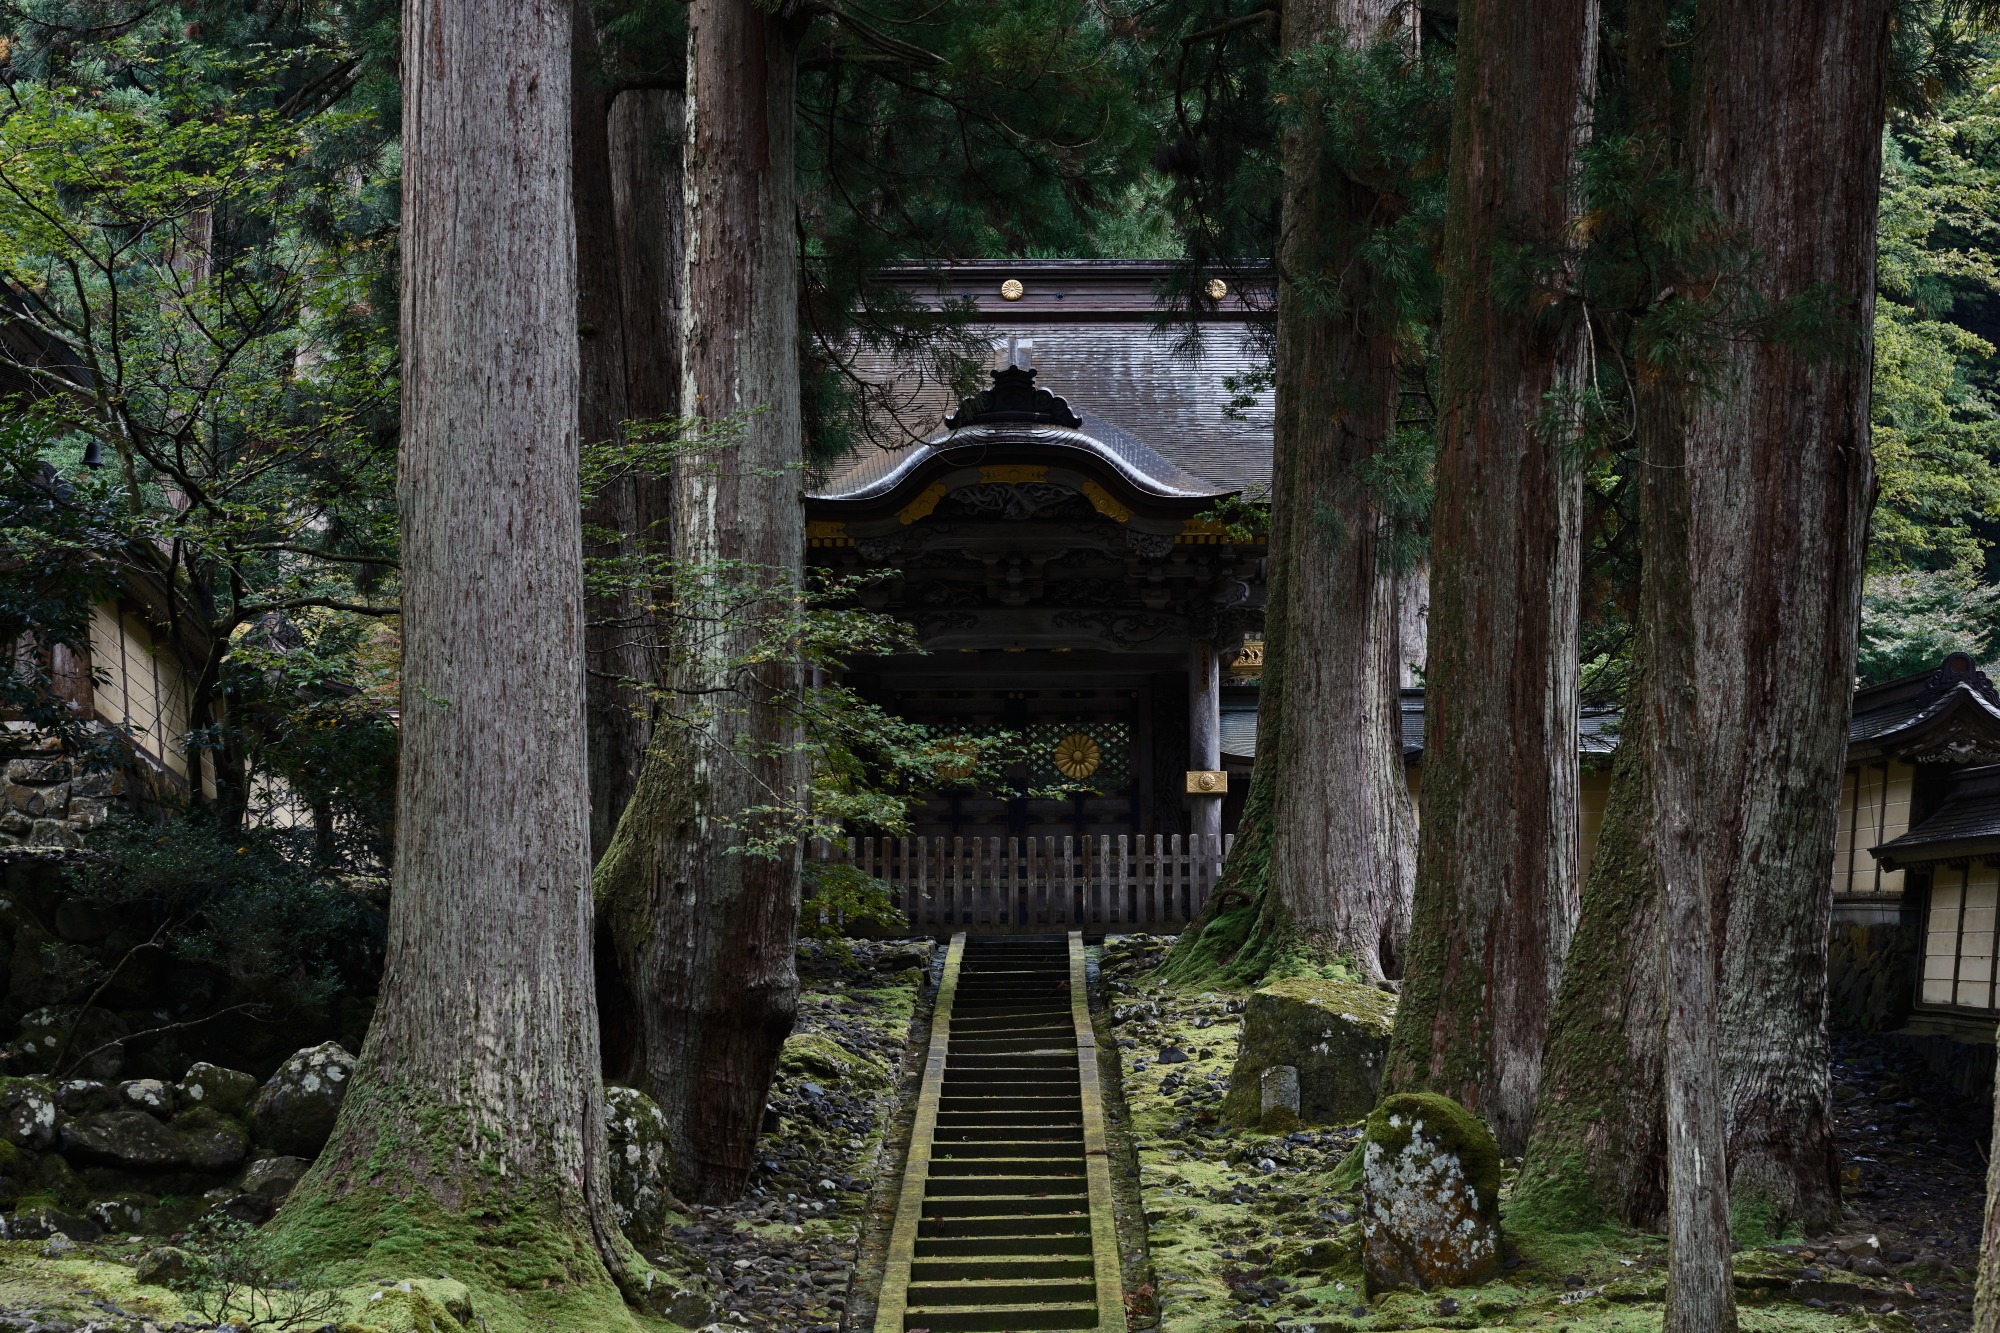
[1229,640,1265,678]
[1053,732,1102,780]
[999,278,1026,301]
[1186,770,1227,795]
[1205,277,1229,300]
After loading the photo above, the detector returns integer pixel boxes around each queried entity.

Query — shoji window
[1922,864,2000,1011]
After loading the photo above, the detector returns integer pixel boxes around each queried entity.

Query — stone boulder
[176,1063,259,1117]
[1222,977,1397,1128]
[173,1106,249,1172]
[1361,1093,1502,1294]
[777,1032,889,1091]
[0,1079,60,1150]
[239,1154,312,1203]
[605,1085,673,1245]
[56,1080,119,1115]
[87,1194,148,1233]
[16,1007,126,1079]
[119,1079,173,1118]
[135,1245,192,1286]
[248,1042,355,1155]
[356,1281,471,1333]
[59,1110,186,1170]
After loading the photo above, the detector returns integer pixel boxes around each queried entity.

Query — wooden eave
[805,437,1250,551]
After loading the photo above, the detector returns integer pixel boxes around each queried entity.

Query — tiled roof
[817,281,1275,499]
[1875,767,2000,866]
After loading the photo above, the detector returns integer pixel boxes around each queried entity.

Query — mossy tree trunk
[1167,0,1418,988]
[1681,0,1888,1244]
[1383,0,1596,1157]
[594,0,806,1205]
[274,0,635,1293]
[1514,724,1668,1231]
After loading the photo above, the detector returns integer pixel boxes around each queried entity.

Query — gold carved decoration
[805,520,851,547]
[1185,770,1228,795]
[980,464,1048,484]
[999,278,1026,301]
[1205,278,1229,300]
[1079,480,1132,523]
[897,481,949,525]
[1229,640,1265,679]
[1053,732,1103,780]
[1178,517,1231,543]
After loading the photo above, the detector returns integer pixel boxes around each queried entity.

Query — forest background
[1,0,1999,1326]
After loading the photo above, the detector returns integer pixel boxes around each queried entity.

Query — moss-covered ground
[1099,934,1940,1333]
[0,938,934,1333]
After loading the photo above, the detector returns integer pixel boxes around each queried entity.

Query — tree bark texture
[594,0,804,1204]
[1976,1057,2000,1333]
[1649,351,1737,1333]
[278,0,633,1292]
[1680,0,1888,1242]
[1384,0,1595,1157]
[577,5,675,862]
[1513,727,1667,1232]
[609,89,686,428]
[1249,0,1418,982]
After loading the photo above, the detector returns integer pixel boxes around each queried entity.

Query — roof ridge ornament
[1921,651,2000,708]
[945,364,1083,430]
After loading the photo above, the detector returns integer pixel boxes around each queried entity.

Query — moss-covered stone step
[916,1233,1094,1256]
[929,1156,1084,1176]
[915,1212,1091,1238]
[912,1257,1095,1282]
[932,1128,1088,1152]
[907,1275,1097,1306]
[902,1299,1099,1331]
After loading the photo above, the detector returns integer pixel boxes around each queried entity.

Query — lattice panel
[1024,721,1131,790]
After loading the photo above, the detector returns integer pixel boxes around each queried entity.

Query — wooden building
[809,262,1617,930]
[1841,652,2000,1052]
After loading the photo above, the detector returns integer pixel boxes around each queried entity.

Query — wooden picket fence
[811,832,1235,936]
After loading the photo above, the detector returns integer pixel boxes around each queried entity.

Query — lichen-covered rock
[239,1154,311,1202]
[777,1031,889,1090]
[605,1085,672,1245]
[1222,977,1397,1128]
[354,1280,470,1333]
[55,1080,118,1115]
[173,1105,249,1172]
[0,1078,60,1150]
[1361,1092,1502,1295]
[16,1007,126,1079]
[4,1206,101,1241]
[248,1042,354,1155]
[118,1078,173,1118]
[176,1062,259,1116]
[135,1244,192,1285]
[59,1109,187,1170]
[87,1193,148,1232]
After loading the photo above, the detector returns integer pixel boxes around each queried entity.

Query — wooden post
[1189,642,1223,844]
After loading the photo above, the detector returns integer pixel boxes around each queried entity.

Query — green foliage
[173,1218,345,1331]
[582,424,1059,860]
[65,818,385,1011]
[792,0,1155,459]
[1871,52,2000,580]
[799,862,907,946]
[0,31,401,849]
[0,421,124,760]
[1857,570,2000,682]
